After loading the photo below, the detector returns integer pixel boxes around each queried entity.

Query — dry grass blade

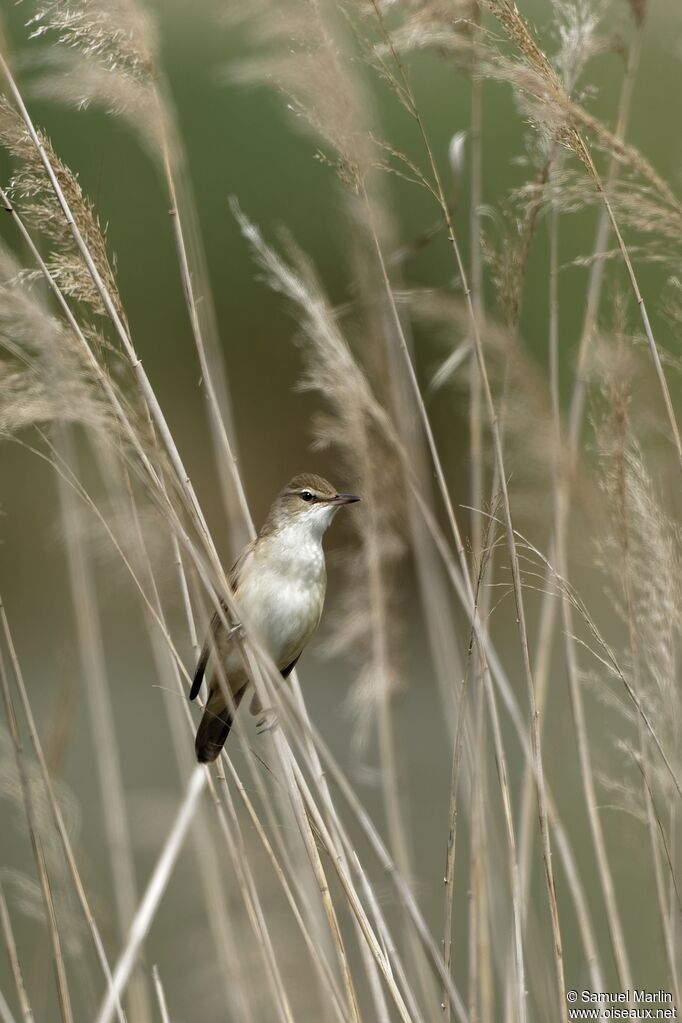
[0,651,73,1023]
[0,879,33,1023]
[94,767,206,1023]
[0,597,125,1023]
[151,967,170,1023]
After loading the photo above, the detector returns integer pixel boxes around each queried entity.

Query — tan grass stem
[0,650,73,1023]
[151,967,170,1023]
[0,878,34,1023]
[53,430,151,1023]
[94,767,207,1023]
[0,597,125,1023]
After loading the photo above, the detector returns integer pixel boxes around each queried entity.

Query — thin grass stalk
[0,649,73,1023]
[268,736,362,1023]
[285,717,432,1023]
[212,656,364,1023]
[584,153,682,474]
[0,598,125,1023]
[566,26,644,455]
[466,36,493,1010]
[288,725,428,1023]
[443,516,496,1021]
[550,822,604,992]
[156,123,253,549]
[0,987,18,1023]
[468,680,492,1023]
[289,760,421,1023]
[222,758,349,1023]
[442,666,472,1022]
[221,719,345,1023]
[636,761,682,1010]
[348,851,402,1023]
[363,324,440,1017]
[350,848,424,1023]
[612,409,677,1005]
[446,6,486,1015]
[0,879,34,1023]
[53,430,150,1023]
[555,494,633,989]
[151,967,170,1023]
[288,668,392,1023]
[265,675,426,1021]
[641,761,682,1007]
[547,189,634,996]
[94,766,206,1023]
[382,294,465,733]
[468,0,485,569]
[362,439,434,1016]
[205,767,297,1023]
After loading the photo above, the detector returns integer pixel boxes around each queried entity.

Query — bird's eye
[300,490,314,502]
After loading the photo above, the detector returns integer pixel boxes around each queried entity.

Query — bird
[189,473,360,763]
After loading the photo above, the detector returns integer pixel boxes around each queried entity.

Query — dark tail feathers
[195,705,233,763]
[189,644,210,702]
[194,686,245,763]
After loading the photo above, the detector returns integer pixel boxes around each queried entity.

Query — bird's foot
[256,707,278,735]
[227,621,244,641]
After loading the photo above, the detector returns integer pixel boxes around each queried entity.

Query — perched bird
[190,473,360,763]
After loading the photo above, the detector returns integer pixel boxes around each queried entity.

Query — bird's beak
[332,492,360,505]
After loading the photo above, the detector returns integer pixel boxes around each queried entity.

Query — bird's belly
[235,570,325,670]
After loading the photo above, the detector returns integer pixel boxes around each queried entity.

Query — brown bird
[190,473,360,762]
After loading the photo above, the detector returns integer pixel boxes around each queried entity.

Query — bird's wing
[188,540,256,701]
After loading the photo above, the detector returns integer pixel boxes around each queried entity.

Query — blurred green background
[0,0,680,1019]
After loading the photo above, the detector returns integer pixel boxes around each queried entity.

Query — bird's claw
[227,621,244,641]
[256,708,278,735]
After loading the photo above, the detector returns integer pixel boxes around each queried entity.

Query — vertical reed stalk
[94,767,207,1023]
[0,650,73,1023]
[0,879,34,1023]
[0,598,125,1023]
[53,430,150,1023]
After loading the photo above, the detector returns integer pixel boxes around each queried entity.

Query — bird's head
[263,473,360,539]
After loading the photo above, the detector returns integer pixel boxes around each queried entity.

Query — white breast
[232,525,327,672]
